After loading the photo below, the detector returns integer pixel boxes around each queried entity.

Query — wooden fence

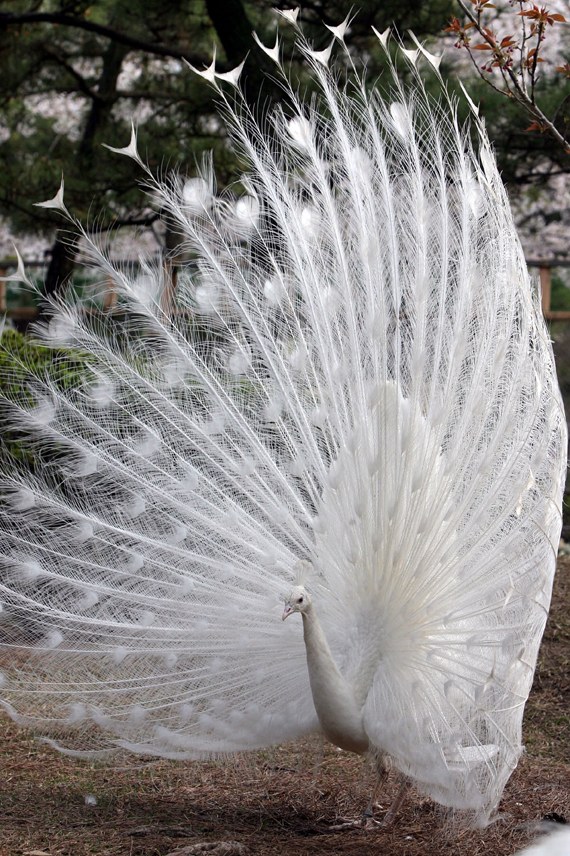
[1,258,570,322]
[527,259,570,321]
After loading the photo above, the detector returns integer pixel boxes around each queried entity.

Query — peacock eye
[297,597,303,604]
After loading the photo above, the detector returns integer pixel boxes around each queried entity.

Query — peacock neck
[301,604,369,755]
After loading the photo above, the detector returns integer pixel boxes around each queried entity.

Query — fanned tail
[0,28,565,826]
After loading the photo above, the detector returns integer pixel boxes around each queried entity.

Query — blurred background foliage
[1,0,569,279]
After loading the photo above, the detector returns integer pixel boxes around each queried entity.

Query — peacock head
[282,585,311,620]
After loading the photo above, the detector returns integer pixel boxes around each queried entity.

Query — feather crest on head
[294,559,313,586]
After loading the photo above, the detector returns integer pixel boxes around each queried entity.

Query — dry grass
[1,558,569,856]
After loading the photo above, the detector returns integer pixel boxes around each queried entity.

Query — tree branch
[454,0,570,151]
[0,11,207,67]
[42,46,99,101]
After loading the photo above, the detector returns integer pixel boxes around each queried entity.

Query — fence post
[539,264,552,314]
[0,267,6,315]
[104,275,117,310]
[161,258,178,316]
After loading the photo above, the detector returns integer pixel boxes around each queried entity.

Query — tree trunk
[37,40,128,321]
[36,234,78,323]
[79,40,128,160]
[205,0,277,108]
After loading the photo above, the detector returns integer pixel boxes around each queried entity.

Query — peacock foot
[326,805,386,831]
[327,816,381,831]
[381,776,410,826]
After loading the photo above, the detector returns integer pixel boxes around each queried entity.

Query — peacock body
[0,19,566,827]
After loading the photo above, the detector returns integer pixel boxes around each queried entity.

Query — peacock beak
[282,604,293,621]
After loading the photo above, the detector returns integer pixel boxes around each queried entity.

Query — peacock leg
[381,774,410,826]
[328,758,389,831]
[360,758,390,827]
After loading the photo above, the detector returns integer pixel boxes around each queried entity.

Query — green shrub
[0,327,90,472]
[550,274,570,312]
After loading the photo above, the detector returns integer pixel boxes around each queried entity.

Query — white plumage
[0,23,566,828]
[516,825,570,855]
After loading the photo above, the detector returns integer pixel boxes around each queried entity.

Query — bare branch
[451,0,570,152]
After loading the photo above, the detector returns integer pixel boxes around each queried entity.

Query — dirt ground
[1,558,569,856]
